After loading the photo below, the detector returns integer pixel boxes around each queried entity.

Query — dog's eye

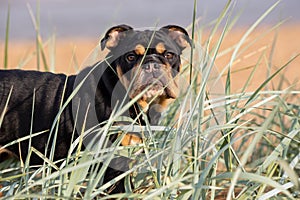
[164,52,174,60]
[126,54,137,62]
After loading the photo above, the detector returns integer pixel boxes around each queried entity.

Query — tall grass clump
[1,0,299,199]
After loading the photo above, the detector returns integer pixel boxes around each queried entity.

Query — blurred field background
[1,0,300,92]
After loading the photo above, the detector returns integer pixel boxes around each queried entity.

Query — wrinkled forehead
[114,30,181,55]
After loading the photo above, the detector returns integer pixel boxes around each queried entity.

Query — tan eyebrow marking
[155,42,166,54]
[135,44,146,55]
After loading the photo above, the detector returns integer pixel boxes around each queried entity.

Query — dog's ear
[100,24,133,50]
[160,25,192,50]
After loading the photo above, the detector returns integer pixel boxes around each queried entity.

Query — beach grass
[1,0,300,199]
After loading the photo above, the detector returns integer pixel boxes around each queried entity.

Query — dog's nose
[142,63,160,73]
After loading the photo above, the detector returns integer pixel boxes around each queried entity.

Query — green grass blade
[0,86,13,129]
[214,172,294,198]
[244,54,300,107]
[257,129,299,174]
[49,34,56,72]
[4,2,10,69]
[27,1,49,71]
[189,0,197,84]
[228,0,280,68]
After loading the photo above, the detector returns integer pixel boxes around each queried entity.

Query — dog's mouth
[141,84,164,102]
[130,79,177,103]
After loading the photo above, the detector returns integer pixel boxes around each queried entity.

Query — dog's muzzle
[129,58,177,102]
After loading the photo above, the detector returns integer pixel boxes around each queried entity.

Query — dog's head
[100,24,191,112]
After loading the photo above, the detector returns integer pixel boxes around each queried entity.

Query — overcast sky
[0,0,299,40]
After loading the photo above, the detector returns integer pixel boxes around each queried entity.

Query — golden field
[1,25,300,92]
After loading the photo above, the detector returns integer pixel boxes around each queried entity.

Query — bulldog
[0,24,191,194]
